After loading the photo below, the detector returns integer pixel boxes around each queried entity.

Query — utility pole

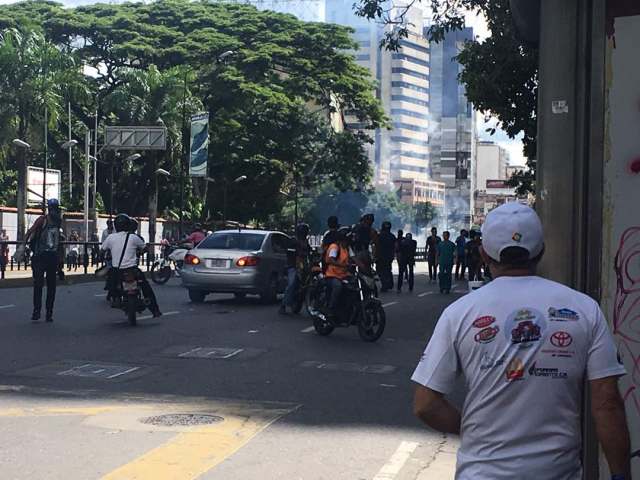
[83,131,90,239]
[42,107,48,212]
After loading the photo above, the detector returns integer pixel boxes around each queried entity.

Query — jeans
[32,252,59,314]
[398,262,414,291]
[282,267,299,307]
[428,256,437,280]
[328,277,344,312]
[439,263,453,291]
[468,261,483,281]
[376,258,393,290]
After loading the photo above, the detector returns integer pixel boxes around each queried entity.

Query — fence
[0,241,165,280]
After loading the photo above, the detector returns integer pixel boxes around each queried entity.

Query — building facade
[427,27,475,230]
[474,140,510,193]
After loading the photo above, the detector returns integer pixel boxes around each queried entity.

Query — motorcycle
[306,264,386,342]
[290,251,323,314]
[111,268,149,326]
[150,242,191,284]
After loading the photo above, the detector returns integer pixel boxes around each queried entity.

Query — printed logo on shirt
[506,308,546,348]
[474,326,500,344]
[511,321,541,345]
[473,316,496,328]
[548,307,580,321]
[480,352,506,371]
[550,331,573,348]
[512,232,522,242]
[505,358,525,381]
[528,362,568,379]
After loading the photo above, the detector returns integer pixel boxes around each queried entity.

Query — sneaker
[31,310,41,322]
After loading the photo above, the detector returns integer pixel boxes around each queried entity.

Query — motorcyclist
[321,216,339,272]
[279,223,311,314]
[101,214,161,317]
[324,226,354,321]
[185,223,206,246]
[352,213,376,272]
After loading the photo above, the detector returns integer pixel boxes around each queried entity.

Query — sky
[0,0,526,165]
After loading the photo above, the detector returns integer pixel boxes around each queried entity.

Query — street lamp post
[61,139,78,204]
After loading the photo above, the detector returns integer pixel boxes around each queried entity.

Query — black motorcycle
[306,264,386,342]
[290,251,323,314]
[109,267,148,326]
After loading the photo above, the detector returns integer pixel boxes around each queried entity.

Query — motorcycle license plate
[123,281,137,291]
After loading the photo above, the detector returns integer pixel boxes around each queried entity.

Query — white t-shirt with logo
[101,231,145,269]
[412,275,625,480]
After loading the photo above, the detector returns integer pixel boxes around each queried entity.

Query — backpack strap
[116,233,131,269]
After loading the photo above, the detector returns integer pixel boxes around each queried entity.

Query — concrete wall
[600,12,640,477]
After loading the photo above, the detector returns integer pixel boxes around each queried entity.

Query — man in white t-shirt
[412,202,631,480]
[101,214,161,317]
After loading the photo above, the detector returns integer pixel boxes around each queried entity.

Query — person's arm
[414,385,461,434]
[590,376,631,479]
[24,216,44,243]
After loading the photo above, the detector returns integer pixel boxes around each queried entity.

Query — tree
[354,0,538,194]
[1,0,387,224]
[0,27,88,238]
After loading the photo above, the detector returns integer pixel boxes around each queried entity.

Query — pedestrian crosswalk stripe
[373,441,419,479]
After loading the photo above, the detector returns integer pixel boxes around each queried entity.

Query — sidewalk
[0,265,103,288]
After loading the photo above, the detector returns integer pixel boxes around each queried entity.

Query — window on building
[391,81,429,94]
[391,68,429,81]
[391,95,428,107]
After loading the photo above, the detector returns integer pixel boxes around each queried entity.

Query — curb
[0,271,153,289]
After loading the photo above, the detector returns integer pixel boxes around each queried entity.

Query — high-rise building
[427,27,475,229]
[474,140,510,193]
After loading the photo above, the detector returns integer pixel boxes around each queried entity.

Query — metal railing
[0,241,166,280]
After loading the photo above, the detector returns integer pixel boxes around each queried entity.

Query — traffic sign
[104,126,167,150]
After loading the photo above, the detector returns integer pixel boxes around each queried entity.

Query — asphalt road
[0,273,466,480]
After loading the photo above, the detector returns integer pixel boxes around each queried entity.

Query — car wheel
[188,289,207,303]
[260,274,278,304]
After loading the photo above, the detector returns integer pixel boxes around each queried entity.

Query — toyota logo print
[550,331,573,348]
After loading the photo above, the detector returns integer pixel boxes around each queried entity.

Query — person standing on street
[0,228,9,279]
[454,229,468,281]
[376,221,395,292]
[426,227,441,283]
[279,223,311,315]
[398,232,417,292]
[101,220,114,243]
[24,199,65,322]
[436,231,456,294]
[412,203,631,480]
[465,230,483,281]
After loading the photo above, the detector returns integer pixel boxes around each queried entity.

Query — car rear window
[198,232,266,251]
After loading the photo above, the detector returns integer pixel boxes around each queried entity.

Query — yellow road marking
[0,405,126,417]
[101,406,294,480]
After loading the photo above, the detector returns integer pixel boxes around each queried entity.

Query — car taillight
[184,254,201,265]
[236,256,260,267]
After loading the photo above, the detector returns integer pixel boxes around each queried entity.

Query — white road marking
[379,384,397,388]
[373,441,420,480]
[92,369,106,374]
[382,301,398,308]
[301,326,315,333]
[106,367,140,379]
[178,347,202,357]
[418,292,434,297]
[94,293,107,297]
[57,363,92,376]
[0,304,16,309]
[137,310,179,320]
[248,330,259,334]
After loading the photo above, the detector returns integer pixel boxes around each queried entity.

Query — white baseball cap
[481,202,544,262]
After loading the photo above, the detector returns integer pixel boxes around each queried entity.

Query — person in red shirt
[186,224,206,246]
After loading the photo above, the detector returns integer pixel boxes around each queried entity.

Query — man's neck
[492,269,536,279]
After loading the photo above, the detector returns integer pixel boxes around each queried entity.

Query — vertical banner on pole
[189,113,209,177]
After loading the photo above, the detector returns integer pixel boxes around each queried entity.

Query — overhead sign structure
[104,126,167,151]
[189,113,209,177]
[27,166,61,205]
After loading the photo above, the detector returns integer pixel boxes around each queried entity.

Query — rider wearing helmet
[101,213,161,317]
[279,223,311,314]
[25,198,65,322]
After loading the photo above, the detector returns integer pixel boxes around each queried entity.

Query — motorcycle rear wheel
[313,317,334,336]
[126,293,138,326]
[151,261,172,284]
[358,302,385,342]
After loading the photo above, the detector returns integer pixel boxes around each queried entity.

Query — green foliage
[354,0,538,194]
[0,168,17,205]
[0,0,385,222]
